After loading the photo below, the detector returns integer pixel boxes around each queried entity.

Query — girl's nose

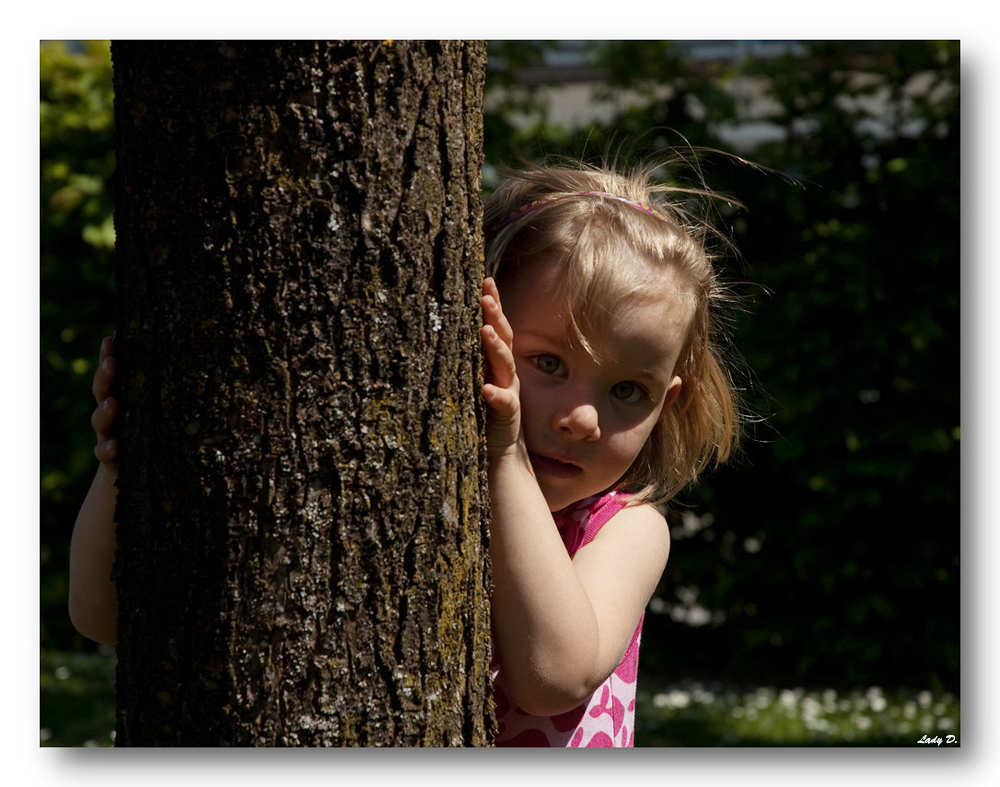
[555,402,601,442]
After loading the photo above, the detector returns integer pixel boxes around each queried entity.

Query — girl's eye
[534,355,564,375]
[611,381,644,403]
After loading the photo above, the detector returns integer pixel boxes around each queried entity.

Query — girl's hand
[481,278,523,459]
[90,336,119,469]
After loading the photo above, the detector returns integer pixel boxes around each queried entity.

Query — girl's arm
[68,336,120,645]
[481,281,670,717]
[488,454,669,717]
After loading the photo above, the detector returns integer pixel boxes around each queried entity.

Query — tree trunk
[110,40,493,746]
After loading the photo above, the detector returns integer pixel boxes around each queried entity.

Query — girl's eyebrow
[515,327,572,346]
[621,367,669,391]
[616,351,677,383]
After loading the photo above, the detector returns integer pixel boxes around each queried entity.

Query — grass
[40,650,960,747]
[40,647,116,747]
[635,678,960,746]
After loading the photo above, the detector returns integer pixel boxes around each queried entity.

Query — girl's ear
[659,376,683,417]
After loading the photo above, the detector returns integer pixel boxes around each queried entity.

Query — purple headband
[496,190,676,230]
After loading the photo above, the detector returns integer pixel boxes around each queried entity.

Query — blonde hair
[484,156,741,506]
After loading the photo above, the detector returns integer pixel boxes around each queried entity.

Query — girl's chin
[537,480,594,514]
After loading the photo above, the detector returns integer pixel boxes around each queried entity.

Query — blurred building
[486,41,949,152]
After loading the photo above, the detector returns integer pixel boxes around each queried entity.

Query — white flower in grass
[653,690,691,709]
[866,687,887,712]
[800,696,822,721]
[805,717,830,732]
[869,695,887,713]
[693,688,715,705]
[753,688,773,709]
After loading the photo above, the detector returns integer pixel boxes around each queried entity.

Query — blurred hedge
[40,41,117,650]
[41,41,959,691]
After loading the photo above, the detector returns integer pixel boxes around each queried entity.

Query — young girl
[480,159,738,746]
[69,157,740,748]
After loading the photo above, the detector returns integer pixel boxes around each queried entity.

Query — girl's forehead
[607,293,694,358]
[504,253,695,322]
[503,262,695,374]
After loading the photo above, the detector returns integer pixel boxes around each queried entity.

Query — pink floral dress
[492,491,643,747]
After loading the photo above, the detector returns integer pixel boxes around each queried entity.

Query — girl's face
[500,257,694,512]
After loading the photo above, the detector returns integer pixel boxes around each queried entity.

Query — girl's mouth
[529,453,583,479]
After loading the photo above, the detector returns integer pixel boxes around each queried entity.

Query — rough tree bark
[110,40,493,746]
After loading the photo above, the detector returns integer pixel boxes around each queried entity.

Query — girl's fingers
[91,397,118,440]
[482,383,518,420]
[482,296,514,349]
[94,438,118,465]
[481,324,517,389]
[92,354,116,403]
[99,335,114,364]
[482,279,514,348]
[481,281,523,453]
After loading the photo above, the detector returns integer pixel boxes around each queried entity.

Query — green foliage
[679,41,959,691]
[40,40,117,649]
[483,40,578,189]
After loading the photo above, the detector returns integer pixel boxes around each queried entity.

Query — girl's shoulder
[557,492,667,557]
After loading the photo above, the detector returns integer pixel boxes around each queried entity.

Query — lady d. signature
[918,734,958,745]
